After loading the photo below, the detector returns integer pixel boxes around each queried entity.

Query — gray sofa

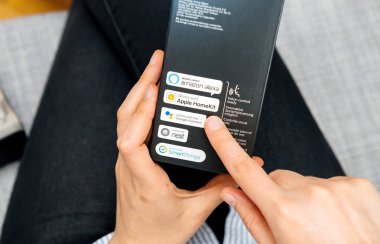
[0,0,379,235]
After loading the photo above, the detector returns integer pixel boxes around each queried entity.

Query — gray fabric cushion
[277,0,380,189]
[0,11,67,134]
[0,11,67,234]
[0,163,19,231]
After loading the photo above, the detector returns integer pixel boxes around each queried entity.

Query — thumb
[188,175,236,219]
[221,187,276,244]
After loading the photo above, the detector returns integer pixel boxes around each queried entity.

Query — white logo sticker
[158,125,189,143]
[164,90,220,112]
[155,143,206,163]
[160,107,206,128]
[166,71,223,96]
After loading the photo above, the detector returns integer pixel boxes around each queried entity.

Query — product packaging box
[150,0,284,173]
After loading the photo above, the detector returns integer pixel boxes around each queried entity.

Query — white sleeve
[92,232,113,244]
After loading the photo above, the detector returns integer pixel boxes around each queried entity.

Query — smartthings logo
[155,143,206,163]
[158,125,188,143]
[158,145,168,154]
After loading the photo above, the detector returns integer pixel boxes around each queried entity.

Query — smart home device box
[150,0,284,174]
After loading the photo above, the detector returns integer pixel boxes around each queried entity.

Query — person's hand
[205,116,380,244]
[110,51,236,244]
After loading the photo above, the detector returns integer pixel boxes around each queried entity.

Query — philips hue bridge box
[150,0,284,173]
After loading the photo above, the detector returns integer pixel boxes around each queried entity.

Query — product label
[155,142,206,163]
[220,82,255,150]
[164,89,220,112]
[158,125,189,143]
[160,107,206,128]
[166,71,223,96]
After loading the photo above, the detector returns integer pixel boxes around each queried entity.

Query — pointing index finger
[205,116,281,209]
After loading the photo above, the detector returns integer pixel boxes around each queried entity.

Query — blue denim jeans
[1,1,344,243]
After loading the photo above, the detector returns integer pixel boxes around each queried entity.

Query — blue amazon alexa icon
[168,73,180,84]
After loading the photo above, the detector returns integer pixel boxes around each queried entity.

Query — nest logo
[155,143,206,163]
[160,128,170,137]
[167,73,180,85]
[158,125,188,143]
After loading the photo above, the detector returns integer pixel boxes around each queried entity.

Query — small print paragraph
[176,0,232,32]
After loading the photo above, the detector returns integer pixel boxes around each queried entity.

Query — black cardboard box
[150,0,284,173]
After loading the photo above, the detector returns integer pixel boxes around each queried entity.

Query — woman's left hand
[110,50,236,244]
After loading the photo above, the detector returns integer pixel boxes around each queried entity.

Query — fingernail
[206,116,223,131]
[221,193,236,207]
[149,51,157,65]
[144,85,153,100]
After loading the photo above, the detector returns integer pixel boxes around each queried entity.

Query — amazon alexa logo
[168,73,180,84]
[158,145,168,154]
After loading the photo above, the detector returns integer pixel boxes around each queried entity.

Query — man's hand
[205,116,380,244]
